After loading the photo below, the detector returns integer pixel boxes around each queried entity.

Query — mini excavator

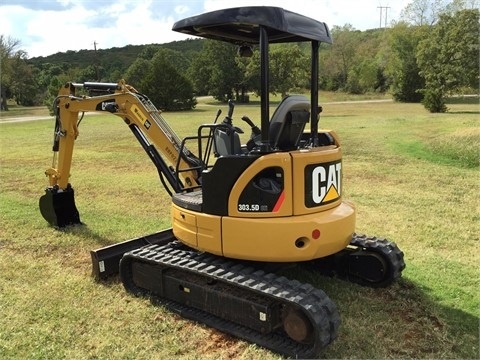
[39,7,405,358]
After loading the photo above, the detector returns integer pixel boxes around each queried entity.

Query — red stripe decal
[272,191,285,212]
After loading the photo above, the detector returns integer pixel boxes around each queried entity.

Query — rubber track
[121,241,341,359]
[350,233,406,286]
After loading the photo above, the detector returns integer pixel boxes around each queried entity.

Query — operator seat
[269,95,310,150]
[214,125,242,156]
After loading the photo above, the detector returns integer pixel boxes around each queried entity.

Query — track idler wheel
[282,306,314,344]
[348,250,387,283]
[39,185,81,228]
[347,234,406,288]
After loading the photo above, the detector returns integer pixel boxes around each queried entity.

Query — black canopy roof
[172,6,332,45]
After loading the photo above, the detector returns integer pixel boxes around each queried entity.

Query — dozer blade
[39,187,81,228]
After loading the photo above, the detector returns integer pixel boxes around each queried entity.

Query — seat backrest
[269,95,310,150]
[213,127,241,156]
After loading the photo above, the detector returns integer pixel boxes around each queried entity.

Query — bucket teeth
[39,186,81,228]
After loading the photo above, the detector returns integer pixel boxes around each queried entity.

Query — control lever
[242,115,261,150]
[220,99,243,133]
[227,99,234,120]
[214,109,222,124]
[241,116,261,136]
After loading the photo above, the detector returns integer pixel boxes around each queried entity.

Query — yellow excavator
[39,7,405,358]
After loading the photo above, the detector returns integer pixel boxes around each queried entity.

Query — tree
[141,49,196,111]
[344,29,389,94]
[78,65,101,83]
[123,48,196,110]
[244,43,309,98]
[400,0,450,26]
[346,60,380,94]
[321,26,388,94]
[1,36,19,109]
[385,23,426,102]
[327,25,359,91]
[1,35,41,108]
[44,67,83,115]
[187,50,213,96]
[10,56,38,106]
[188,40,244,102]
[138,45,162,60]
[124,58,152,89]
[416,9,479,112]
[208,41,243,102]
[444,0,480,14]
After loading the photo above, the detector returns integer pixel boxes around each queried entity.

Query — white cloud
[202,0,410,30]
[56,0,76,7]
[0,5,32,44]
[0,0,414,58]
[102,2,128,17]
[174,5,191,15]
[25,5,98,56]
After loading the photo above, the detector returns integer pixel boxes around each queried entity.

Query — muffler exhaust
[39,185,81,228]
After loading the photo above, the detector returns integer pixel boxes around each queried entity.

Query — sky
[0,0,412,58]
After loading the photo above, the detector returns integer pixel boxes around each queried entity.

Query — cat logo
[304,160,342,207]
[100,100,115,111]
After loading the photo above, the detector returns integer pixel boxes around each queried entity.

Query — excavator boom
[40,80,203,227]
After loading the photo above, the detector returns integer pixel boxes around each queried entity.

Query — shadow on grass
[202,99,282,107]
[54,221,117,246]
[314,275,479,359]
[387,279,479,359]
[446,96,479,105]
[447,110,480,114]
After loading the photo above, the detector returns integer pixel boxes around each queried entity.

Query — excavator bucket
[39,187,81,228]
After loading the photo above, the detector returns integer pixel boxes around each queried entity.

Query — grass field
[0,95,479,359]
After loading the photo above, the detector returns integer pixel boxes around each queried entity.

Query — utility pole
[384,6,390,28]
[377,6,383,28]
[377,6,391,28]
[93,41,100,81]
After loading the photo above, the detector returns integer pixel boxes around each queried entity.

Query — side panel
[291,147,343,216]
[222,201,356,262]
[197,212,223,256]
[228,153,293,217]
[202,156,257,216]
[172,205,197,247]
[172,204,223,256]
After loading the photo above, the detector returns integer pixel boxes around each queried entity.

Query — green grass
[0,96,479,359]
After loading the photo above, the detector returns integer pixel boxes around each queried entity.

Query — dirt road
[0,115,54,123]
[0,99,393,124]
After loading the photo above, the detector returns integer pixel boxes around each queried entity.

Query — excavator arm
[40,79,203,227]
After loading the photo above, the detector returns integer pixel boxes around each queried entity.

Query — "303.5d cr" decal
[305,160,342,207]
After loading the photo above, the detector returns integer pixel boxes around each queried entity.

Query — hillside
[27,38,204,76]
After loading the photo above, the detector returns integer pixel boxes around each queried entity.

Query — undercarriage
[91,230,405,358]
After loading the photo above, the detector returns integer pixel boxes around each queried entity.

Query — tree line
[0,1,478,113]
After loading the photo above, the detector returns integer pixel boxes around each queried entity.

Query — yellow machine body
[41,80,356,262]
[172,144,356,262]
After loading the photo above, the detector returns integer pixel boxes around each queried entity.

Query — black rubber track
[120,241,341,358]
[350,233,406,287]
[300,233,406,289]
